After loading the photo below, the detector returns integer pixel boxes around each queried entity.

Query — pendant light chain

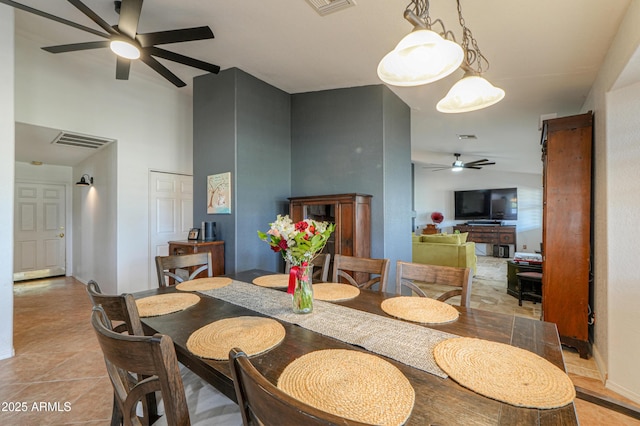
[456,0,490,74]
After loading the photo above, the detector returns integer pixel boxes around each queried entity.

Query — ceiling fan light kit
[109,39,140,59]
[378,0,504,113]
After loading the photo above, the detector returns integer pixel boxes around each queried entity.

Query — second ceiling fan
[432,153,496,172]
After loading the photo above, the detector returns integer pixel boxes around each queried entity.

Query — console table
[453,225,516,256]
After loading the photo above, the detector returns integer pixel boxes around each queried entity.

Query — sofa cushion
[457,232,469,243]
[420,234,461,244]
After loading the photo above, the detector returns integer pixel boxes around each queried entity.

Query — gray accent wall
[291,85,411,289]
[193,68,291,274]
[193,71,411,284]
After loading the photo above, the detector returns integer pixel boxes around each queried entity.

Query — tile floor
[1,266,639,425]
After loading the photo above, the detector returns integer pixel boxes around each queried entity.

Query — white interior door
[149,171,193,287]
[14,182,66,281]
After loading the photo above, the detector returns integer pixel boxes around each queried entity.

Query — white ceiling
[8,0,631,173]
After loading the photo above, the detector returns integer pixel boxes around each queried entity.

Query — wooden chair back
[395,261,473,307]
[331,254,390,291]
[229,348,369,426]
[86,280,144,336]
[285,253,331,283]
[155,252,213,287]
[91,306,190,426]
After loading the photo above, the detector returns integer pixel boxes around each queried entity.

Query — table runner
[200,280,456,378]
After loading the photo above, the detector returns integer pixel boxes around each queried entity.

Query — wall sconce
[76,174,94,186]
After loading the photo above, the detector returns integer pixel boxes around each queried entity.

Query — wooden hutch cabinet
[541,112,593,358]
[289,193,372,264]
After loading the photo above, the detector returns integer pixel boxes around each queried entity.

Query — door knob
[59,233,65,238]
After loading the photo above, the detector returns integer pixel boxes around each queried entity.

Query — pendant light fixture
[437,0,504,113]
[377,1,463,86]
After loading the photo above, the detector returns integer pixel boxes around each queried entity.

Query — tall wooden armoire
[289,194,372,280]
[541,112,593,358]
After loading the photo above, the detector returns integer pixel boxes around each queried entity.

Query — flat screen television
[454,188,518,221]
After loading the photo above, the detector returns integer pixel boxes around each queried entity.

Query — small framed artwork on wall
[207,172,231,214]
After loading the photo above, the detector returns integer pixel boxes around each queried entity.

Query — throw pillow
[458,232,469,243]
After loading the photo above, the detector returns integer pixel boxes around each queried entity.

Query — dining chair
[91,305,190,426]
[331,254,390,291]
[155,252,213,287]
[285,253,331,283]
[92,306,242,426]
[229,348,369,426]
[86,280,144,335]
[86,280,154,425]
[395,261,473,307]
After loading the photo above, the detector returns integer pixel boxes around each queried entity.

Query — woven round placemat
[381,296,459,324]
[278,349,415,426]
[136,293,200,318]
[175,277,232,291]
[186,316,286,360]
[434,337,576,409]
[252,274,289,288]
[312,283,360,302]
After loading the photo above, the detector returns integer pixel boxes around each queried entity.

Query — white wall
[14,31,194,294]
[582,0,640,402]
[413,166,543,254]
[0,6,15,360]
[72,145,117,293]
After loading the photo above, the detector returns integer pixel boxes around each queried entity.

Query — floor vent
[306,0,356,16]
[52,131,115,149]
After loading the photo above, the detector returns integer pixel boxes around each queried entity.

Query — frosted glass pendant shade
[110,40,140,59]
[437,74,505,113]
[377,28,464,86]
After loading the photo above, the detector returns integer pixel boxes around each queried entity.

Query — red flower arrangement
[431,212,444,224]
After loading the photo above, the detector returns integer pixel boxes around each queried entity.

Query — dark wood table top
[137,269,578,425]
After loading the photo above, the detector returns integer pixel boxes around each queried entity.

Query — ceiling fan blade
[67,0,118,36]
[116,56,131,80]
[137,26,214,47]
[117,0,143,39]
[42,40,110,53]
[140,53,186,87]
[146,47,220,74]
[464,159,490,166]
[0,0,109,38]
[464,166,483,169]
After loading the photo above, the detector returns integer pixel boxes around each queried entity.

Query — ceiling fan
[2,0,220,87]
[427,153,496,172]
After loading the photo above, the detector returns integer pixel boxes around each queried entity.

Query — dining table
[136,269,579,425]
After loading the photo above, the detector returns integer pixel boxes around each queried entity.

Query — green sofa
[412,233,477,275]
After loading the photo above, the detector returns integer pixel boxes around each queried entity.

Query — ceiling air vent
[51,131,115,149]
[306,0,356,16]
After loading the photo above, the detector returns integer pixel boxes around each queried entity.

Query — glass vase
[292,263,314,314]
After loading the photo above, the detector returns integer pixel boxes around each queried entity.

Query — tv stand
[453,224,516,253]
[466,220,503,226]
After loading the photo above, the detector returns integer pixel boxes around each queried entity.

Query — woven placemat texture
[176,277,232,292]
[434,337,576,408]
[381,296,459,324]
[186,316,285,360]
[136,293,200,317]
[278,349,415,426]
[312,283,360,302]
[199,280,457,378]
[252,274,289,288]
